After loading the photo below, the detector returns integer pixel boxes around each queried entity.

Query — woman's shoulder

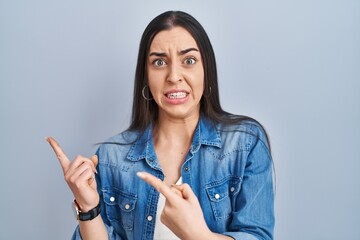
[215,115,270,149]
[107,129,141,144]
[96,129,142,159]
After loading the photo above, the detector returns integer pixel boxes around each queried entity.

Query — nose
[167,63,182,83]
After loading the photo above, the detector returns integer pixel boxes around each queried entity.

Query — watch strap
[74,200,101,221]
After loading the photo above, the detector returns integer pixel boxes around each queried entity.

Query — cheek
[197,82,205,98]
[147,70,161,92]
[147,68,155,85]
[194,69,205,96]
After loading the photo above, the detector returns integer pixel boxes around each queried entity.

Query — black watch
[73,200,101,221]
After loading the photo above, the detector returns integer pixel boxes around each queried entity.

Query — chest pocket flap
[102,187,137,230]
[205,176,242,220]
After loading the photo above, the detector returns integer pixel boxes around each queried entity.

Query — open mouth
[165,91,188,99]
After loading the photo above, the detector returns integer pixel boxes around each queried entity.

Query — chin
[160,108,200,121]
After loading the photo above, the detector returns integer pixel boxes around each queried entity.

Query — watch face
[72,201,80,220]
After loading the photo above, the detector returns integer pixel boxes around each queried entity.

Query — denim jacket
[72,116,274,240]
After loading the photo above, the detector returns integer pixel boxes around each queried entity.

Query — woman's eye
[184,57,196,65]
[153,59,166,67]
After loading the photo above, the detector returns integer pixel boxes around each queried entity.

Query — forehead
[150,26,199,51]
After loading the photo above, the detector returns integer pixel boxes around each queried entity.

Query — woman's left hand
[136,172,231,240]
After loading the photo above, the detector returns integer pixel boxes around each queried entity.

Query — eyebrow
[149,48,199,57]
[179,48,199,55]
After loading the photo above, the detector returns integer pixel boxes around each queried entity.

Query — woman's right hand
[47,137,99,212]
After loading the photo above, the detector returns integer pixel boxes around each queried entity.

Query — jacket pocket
[102,187,137,230]
[205,176,242,221]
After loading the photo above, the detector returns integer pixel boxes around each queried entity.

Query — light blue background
[1,1,359,239]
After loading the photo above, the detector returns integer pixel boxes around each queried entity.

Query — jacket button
[230,187,235,192]
[184,166,190,172]
[214,194,220,199]
[147,215,153,221]
[110,196,115,202]
[125,204,130,210]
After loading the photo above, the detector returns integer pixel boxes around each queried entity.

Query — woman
[47,10,274,240]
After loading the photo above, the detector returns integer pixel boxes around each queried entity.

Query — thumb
[173,183,196,200]
[90,155,98,169]
[180,184,194,200]
[170,185,183,197]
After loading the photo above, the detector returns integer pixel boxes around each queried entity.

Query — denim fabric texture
[72,116,275,240]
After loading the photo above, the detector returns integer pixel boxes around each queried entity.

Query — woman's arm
[78,215,108,240]
[223,131,275,240]
[47,137,109,240]
[79,214,108,240]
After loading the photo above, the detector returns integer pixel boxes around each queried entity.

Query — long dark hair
[128,10,271,152]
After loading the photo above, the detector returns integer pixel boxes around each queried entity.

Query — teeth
[167,92,187,99]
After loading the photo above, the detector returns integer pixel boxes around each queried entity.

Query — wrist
[204,232,233,240]
[73,199,101,221]
[186,228,213,240]
[74,196,100,212]
[79,204,98,213]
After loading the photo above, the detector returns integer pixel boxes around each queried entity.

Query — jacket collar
[126,116,222,164]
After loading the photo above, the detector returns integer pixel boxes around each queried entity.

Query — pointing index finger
[137,172,177,202]
[46,137,71,173]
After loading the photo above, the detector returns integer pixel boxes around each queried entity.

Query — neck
[153,114,200,148]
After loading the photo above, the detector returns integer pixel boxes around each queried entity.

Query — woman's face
[147,26,204,122]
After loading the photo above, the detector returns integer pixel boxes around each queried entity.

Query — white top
[153,177,182,240]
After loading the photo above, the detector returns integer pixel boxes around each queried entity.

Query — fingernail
[136,172,145,179]
[45,137,49,142]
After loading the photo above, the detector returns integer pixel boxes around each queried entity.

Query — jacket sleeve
[70,148,126,240]
[223,128,275,240]
[70,175,126,239]
[71,223,124,240]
